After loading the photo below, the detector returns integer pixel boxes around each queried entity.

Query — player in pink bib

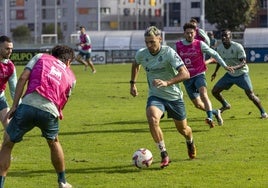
[0,36,17,131]
[0,45,75,188]
[176,22,233,128]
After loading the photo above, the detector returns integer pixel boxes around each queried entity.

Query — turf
[2,63,268,188]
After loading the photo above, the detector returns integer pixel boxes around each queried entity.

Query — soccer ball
[132,148,153,168]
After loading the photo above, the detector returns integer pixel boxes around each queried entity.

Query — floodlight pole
[98,0,101,31]
[34,0,38,44]
[136,1,139,30]
[4,0,8,35]
[55,1,58,43]
[200,0,205,30]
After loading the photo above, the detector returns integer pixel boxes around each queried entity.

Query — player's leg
[0,132,15,176]
[237,73,267,119]
[0,129,15,188]
[168,98,196,159]
[0,108,9,129]
[174,118,196,159]
[85,53,96,73]
[212,74,232,113]
[146,96,169,168]
[0,95,10,129]
[75,53,88,69]
[184,77,206,111]
[47,138,72,188]
[47,138,65,180]
[146,105,169,167]
[247,91,267,118]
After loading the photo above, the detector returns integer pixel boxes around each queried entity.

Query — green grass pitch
[2,63,268,188]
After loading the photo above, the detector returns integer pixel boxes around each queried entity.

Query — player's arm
[8,68,17,100]
[211,63,221,81]
[232,58,247,70]
[170,65,190,85]
[201,42,234,73]
[130,61,140,97]
[153,65,190,88]
[8,68,31,118]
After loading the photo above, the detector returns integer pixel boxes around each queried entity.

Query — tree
[12,25,31,43]
[205,0,259,31]
[42,23,63,42]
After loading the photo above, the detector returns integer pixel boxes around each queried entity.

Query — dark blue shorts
[214,72,253,90]
[6,104,59,143]
[146,96,186,121]
[78,51,91,59]
[183,74,207,100]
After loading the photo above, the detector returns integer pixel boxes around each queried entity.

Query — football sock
[0,176,5,188]
[206,110,213,119]
[57,171,66,184]
[212,109,218,116]
[260,108,265,114]
[157,141,166,152]
[222,100,229,107]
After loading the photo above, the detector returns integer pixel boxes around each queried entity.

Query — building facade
[0,0,266,45]
[0,0,164,44]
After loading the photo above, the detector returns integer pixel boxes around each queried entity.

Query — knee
[212,88,218,97]
[194,103,202,110]
[47,137,59,147]
[148,117,159,127]
[247,92,258,101]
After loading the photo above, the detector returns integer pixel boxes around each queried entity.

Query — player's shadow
[8,163,164,178]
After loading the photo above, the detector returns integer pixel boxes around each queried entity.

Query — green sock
[57,171,66,184]
[206,111,213,119]
[0,176,5,188]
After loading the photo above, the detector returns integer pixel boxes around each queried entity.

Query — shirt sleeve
[8,68,17,100]
[86,35,91,46]
[25,53,43,70]
[198,28,210,46]
[201,42,227,68]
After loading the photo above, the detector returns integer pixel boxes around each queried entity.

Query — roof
[85,30,146,50]
[243,28,268,48]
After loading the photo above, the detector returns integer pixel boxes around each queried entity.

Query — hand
[206,58,217,65]
[153,79,167,88]
[130,85,138,97]
[225,66,234,73]
[211,73,216,81]
[7,107,17,119]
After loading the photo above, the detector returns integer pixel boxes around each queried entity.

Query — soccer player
[211,29,268,119]
[0,36,17,131]
[176,22,233,127]
[76,25,96,73]
[190,18,210,46]
[0,45,76,188]
[130,26,196,168]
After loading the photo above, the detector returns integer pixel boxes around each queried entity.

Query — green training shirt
[135,45,185,101]
[217,41,248,77]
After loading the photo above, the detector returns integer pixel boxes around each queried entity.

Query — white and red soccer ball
[132,148,153,168]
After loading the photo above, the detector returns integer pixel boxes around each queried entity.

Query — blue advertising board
[246,48,268,63]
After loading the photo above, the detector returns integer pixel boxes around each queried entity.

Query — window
[164,2,180,27]
[260,15,268,27]
[191,2,200,8]
[42,8,55,19]
[100,8,111,15]
[10,0,16,7]
[260,0,268,8]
